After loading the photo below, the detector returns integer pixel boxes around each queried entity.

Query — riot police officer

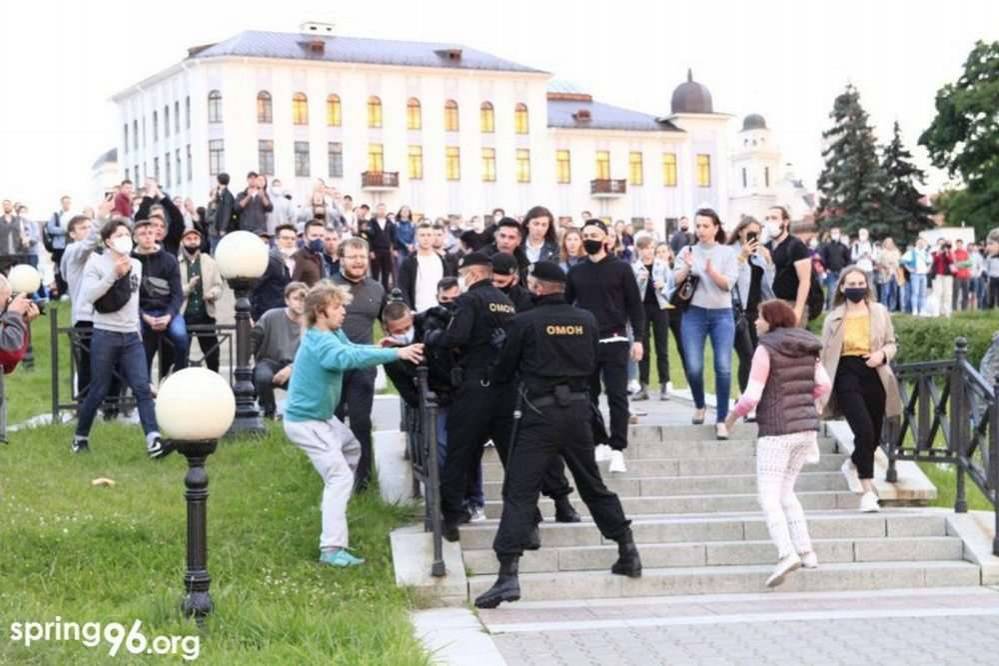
[474,261,641,609]
[425,253,577,542]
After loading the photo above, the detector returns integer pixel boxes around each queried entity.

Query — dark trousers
[51,249,67,296]
[834,357,886,480]
[441,380,572,526]
[668,307,688,382]
[638,303,669,386]
[141,310,189,378]
[589,340,630,451]
[253,359,290,416]
[76,330,158,437]
[73,321,122,408]
[990,277,999,309]
[185,313,220,373]
[370,249,394,291]
[335,367,376,492]
[492,400,630,558]
[735,308,760,393]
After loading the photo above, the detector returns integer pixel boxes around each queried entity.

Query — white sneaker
[765,553,802,588]
[594,444,612,462]
[608,450,627,473]
[627,380,641,395]
[859,491,880,513]
[469,507,487,522]
[841,459,863,494]
[800,551,819,569]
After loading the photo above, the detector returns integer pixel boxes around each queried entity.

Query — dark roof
[670,68,713,114]
[547,99,683,133]
[742,113,767,131]
[188,31,546,74]
[91,147,117,170]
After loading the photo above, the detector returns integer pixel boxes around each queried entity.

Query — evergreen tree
[816,84,888,237]
[880,120,934,244]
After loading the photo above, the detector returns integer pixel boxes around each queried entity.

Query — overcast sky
[1,0,996,214]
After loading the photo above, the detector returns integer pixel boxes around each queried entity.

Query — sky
[1,0,996,215]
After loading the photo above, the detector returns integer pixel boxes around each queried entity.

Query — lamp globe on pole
[8,264,42,295]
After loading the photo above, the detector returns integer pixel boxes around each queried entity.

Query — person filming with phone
[727,216,774,405]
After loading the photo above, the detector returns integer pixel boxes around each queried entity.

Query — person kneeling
[283,283,423,567]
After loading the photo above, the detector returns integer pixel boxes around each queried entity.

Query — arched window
[406,98,421,130]
[292,92,308,125]
[480,101,494,133]
[257,91,272,124]
[444,99,459,132]
[207,90,222,123]
[326,94,341,127]
[367,96,382,128]
[514,103,529,134]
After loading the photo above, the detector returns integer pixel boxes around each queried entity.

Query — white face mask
[765,222,783,240]
[111,237,133,255]
[392,328,415,345]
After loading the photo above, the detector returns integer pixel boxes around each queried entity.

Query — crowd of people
[3,172,999,598]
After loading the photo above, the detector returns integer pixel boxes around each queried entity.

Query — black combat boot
[474,556,521,609]
[443,522,460,543]
[610,529,642,578]
[554,495,581,523]
[524,524,541,550]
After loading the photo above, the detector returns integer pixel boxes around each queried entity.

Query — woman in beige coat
[819,266,902,512]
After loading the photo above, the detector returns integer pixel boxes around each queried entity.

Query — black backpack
[806,269,825,321]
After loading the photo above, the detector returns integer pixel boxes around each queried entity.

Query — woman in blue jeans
[672,208,739,440]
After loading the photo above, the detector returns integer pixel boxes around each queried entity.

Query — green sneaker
[319,548,365,567]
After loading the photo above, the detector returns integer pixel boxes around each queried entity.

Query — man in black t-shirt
[764,206,811,326]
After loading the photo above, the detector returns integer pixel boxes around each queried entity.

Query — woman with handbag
[727,217,775,408]
[818,267,902,512]
[671,208,740,439]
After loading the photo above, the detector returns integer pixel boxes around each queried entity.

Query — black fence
[885,337,999,555]
[402,367,445,577]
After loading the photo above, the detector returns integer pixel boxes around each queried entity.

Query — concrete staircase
[461,421,982,601]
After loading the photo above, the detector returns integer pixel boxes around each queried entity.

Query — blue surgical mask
[308,238,324,253]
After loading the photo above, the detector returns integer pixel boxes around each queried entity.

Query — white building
[108,22,806,230]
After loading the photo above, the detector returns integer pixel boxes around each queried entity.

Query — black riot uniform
[475,262,641,609]
[425,254,574,535]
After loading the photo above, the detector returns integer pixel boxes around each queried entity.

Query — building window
[516,149,531,183]
[132,120,138,150]
[406,98,421,130]
[445,146,460,180]
[481,148,496,182]
[164,105,170,138]
[367,143,384,173]
[628,151,644,186]
[208,140,224,176]
[514,103,529,134]
[445,100,459,132]
[257,91,272,123]
[294,141,311,177]
[697,154,711,187]
[662,153,677,187]
[185,96,190,129]
[142,118,146,147]
[292,93,309,125]
[742,167,747,189]
[207,90,222,123]
[174,101,180,134]
[123,124,128,154]
[408,145,423,180]
[153,156,160,182]
[595,150,611,180]
[326,94,341,127]
[556,149,571,184]
[186,145,192,181]
[258,140,274,176]
[165,152,171,188]
[328,142,343,178]
[125,167,130,181]
[765,166,770,187]
[480,101,494,133]
[175,149,181,185]
[152,111,158,141]
[367,96,382,128]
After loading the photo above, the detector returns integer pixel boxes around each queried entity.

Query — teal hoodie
[284,327,399,422]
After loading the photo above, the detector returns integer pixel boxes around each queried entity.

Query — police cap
[457,252,491,270]
[529,261,566,283]
[491,252,518,276]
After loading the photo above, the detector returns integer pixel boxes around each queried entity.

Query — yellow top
[842,315,871,357]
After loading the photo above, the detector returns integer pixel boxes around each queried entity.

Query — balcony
[361,171,399,190]
[590,179,627,198]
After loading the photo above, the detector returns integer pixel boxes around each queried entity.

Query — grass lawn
[919,463,995,512]
[0,423,429,665]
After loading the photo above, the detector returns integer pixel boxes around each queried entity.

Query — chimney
[300,20,335,36]
[572,109,592,122]
[434,48,463,61]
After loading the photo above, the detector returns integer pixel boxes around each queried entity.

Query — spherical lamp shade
[215,230,269,279]
[155,368,236,440]
[8,264,41,295]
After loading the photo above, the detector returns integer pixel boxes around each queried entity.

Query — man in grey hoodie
[265,178,296,236]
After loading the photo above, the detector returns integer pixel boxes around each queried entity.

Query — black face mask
[583,239,604,255]
[843,287,867,303]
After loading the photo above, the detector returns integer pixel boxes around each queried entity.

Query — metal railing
[401,366,445,577]
[884,337,999,555]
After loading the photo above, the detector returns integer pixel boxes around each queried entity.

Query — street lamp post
[155,367,236,623]
[214,231,269,437]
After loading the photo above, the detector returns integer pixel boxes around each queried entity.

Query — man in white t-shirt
[398,222,450,312]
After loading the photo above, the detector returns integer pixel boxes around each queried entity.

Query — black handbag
[669,246,700,310]
[731,284,755,359]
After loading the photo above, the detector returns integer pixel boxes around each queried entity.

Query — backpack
[806,269,824,321]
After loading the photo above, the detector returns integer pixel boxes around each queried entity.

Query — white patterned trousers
[756,431,817,560]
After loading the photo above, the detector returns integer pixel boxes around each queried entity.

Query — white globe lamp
[155,367,235,440]
[8,264,41,295]
[214,230,269,280]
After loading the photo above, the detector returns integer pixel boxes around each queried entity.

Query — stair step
[467,561,981,600]
[623,423,761,441]
[462,536,965,575]
[457,512,949,550]
[481,437,838,461]
[482,471,846,500]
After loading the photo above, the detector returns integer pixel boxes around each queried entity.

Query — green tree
[881,120,935,244]
[816,84,888,236]
[919,40,999,240]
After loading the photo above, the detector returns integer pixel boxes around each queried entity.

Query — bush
[892,313,997,366]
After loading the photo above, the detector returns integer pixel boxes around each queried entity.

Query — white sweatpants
[933,275,953,317]
[284,416,362,553]
[756,432,816,560]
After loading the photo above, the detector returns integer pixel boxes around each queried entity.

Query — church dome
[742,113,767,131]
[670,69,713,114]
